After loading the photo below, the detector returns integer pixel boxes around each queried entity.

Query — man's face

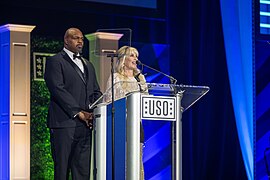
[65,29,84,54]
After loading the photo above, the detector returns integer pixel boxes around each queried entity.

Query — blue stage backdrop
[256,40,270,180]
[256,1,270,179]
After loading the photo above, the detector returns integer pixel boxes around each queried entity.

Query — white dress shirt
[63,47,84,73]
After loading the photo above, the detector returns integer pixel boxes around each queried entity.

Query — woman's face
[124,52,138,70]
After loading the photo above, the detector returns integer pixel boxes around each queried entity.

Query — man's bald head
[64,28,84,54]
[64,28,82,39]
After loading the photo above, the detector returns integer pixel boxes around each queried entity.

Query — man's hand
[78,111,94,128]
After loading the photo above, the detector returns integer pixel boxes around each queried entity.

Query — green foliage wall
[30,80,53,179]
[30,36,62,179]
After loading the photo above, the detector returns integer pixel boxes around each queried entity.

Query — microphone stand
[137,61,177,84]
[106,52,118,180]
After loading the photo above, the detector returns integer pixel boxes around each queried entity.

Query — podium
[93,83,209,180]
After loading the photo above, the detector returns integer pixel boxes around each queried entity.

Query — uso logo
[141,95,176,121]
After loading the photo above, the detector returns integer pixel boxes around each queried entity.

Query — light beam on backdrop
[220,0,254,179]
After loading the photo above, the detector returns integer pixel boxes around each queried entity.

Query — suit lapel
[81,57,89,82]
[61,51,86,85]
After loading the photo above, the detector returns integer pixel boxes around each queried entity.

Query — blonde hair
[115,46,140,76]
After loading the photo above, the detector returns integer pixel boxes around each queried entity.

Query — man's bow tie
[73,54,82,60]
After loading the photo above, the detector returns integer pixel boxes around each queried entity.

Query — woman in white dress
[104,46,147,179]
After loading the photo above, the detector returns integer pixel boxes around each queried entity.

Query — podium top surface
[177,84,209,111]
[90,82,209,111]
[146,83,210,111]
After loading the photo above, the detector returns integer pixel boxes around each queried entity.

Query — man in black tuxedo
[44,27,101,180]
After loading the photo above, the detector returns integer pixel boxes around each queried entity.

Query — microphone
[134,72,144,92]
[136,60,177,84]
[134,73,141,82]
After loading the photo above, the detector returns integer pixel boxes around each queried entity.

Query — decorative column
[85,32,123,93]
[0,24,35,180]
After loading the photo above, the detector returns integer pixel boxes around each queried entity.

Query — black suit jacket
[44,50,101,128]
